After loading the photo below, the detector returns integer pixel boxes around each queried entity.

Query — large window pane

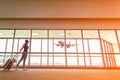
[91,57,103,66]
[89,40,101,53]
[42,39,47,52]
[49,54,53,65]
[32,30,47,38]
[15,30,31,38]
[0,39,6,52]
[49,39,53,52]
[49,30,64,38]
[85,57,90,66]
[41,54,47,65]
[83,30,99,38]
[6,39,13,52]
[66,30,81,38]
[67,57,78,66]
[117,30,120,51]
[78,57,85,66]
[13,39,19,52]
[0,54,4,65]
[30,54,40,66]
[4,54,11,64]
[31,39,41,52]
[54,56,65,66]
[83,39,89,53]
[0,30,14,38]
[77,39,83,52]
[115,54,120,66]
[100,30,119,53]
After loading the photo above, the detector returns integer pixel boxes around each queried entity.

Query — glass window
[41,54,47,65]
[0,54,4,65]
[77,39,83,52]
[85,57,90,66]
[4,53,13,64]
[66,30,81,38]
[54,57,65,66]
[6,39,13,52]
[100,30,119,53]
[78,57,85,66]
[117,30,120,51]
[32,30,47,38]
[115,54,120,66]
[49,39,53,52]
[49,30,64,38]
[31,39,41,52]
[53,53,65,65]
[89,40,101,53]
[67,57,78,66]
[91,57,103,66]
[0,30,14,38]
[83,39,89,53]
[30,54,40,65]
[15,30,31,38]
[42,39,48,52]
[83,30,99,38]
[0,29,120,68]
[0,39,6,52]
[48,54,53,65]
[13,39,19,52]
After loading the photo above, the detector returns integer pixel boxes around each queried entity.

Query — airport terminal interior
[0,0,120,80]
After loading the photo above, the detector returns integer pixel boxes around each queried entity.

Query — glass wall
[0,29,120,68]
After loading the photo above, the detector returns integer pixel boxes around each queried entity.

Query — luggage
[3,55,17,71]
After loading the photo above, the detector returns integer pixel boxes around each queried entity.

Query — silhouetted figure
[16,39,29,70]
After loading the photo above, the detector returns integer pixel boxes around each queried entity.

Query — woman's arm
[17,43,25,54]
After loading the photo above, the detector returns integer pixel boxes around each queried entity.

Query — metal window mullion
[11,29,16,58]
[104,41,109,67]
[53,39,54,66]
[81,30,86,68]
[76,39,79,66]
[106,42,109,67]
[47,30,49,66]
[114,30,119,67]
[28,29,32,67]
[41,39,42,66]
[87,39,92,67]
[64,30,67,67]
[4,39,8,64]
[98,30,106,68]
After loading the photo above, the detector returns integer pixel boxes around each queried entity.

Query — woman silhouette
[16,39,29,70]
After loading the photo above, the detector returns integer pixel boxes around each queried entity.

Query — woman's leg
[16,53,24,67]
[23,52,27,68]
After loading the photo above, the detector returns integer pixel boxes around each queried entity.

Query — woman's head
[25,40,29,43]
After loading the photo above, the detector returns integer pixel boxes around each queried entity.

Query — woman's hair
[25,40,29,43]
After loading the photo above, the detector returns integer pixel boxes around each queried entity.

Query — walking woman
[16,39,29,70]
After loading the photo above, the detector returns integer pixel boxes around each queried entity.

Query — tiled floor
[0,69,120,80]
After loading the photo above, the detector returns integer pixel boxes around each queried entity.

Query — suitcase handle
[12,54,18,59]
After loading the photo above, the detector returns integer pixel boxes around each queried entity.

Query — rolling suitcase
[3,55,17,71]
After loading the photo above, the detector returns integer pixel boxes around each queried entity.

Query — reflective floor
[0,69,120,80]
